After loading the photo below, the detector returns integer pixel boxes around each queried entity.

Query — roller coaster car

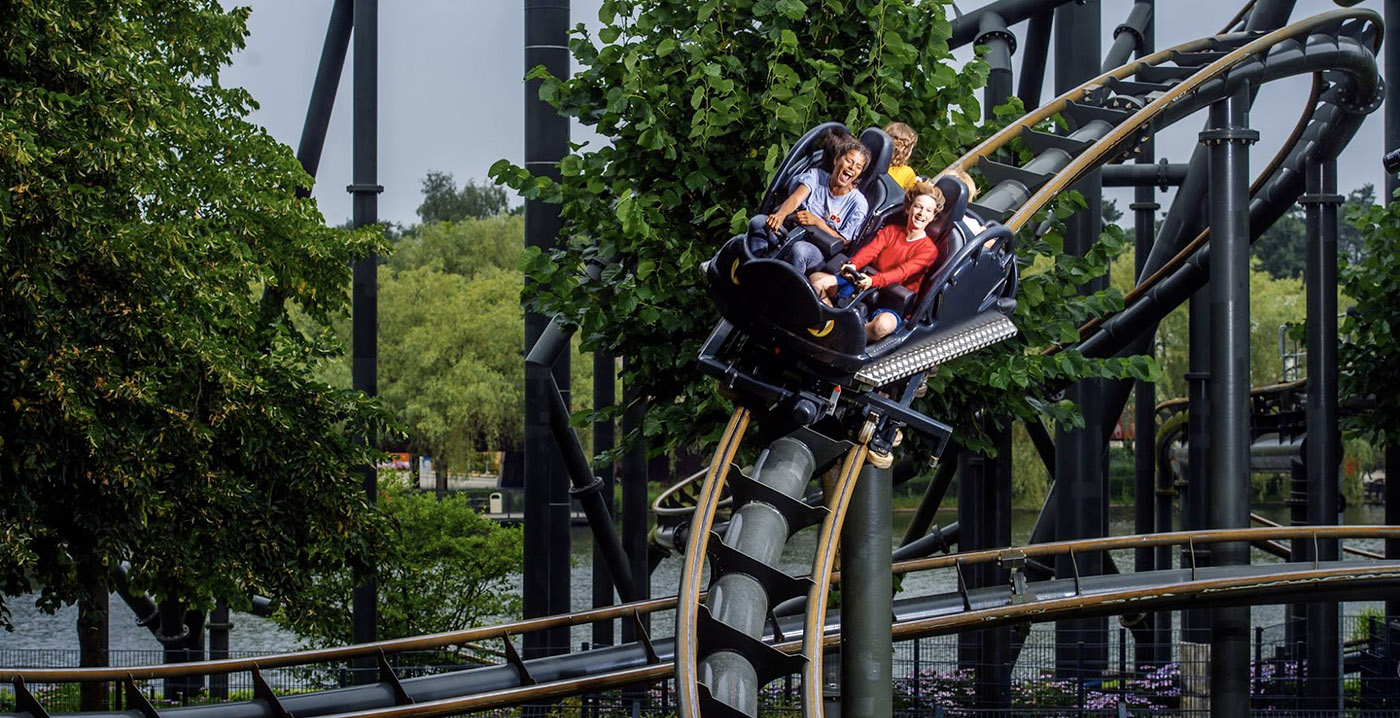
[700,124,1020,402]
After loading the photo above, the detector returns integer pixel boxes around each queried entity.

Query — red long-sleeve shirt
[849,224,939,293]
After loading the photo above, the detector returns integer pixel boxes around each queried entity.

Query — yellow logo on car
[808,320,834,337]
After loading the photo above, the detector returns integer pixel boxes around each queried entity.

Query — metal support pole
[1286,458,1307,651]
[899,447,959,547]
[1204,87,1255,718]
[1184,286,1211,646]
[1129,0,1160,671]
[296,0,353,182]
[592,351,617,648]
[620,366,649,641]
[1053,0,1105,679]
[1303,157,1342,710]
[1101,0,1152,73]
[976,13,1014,118]
[349,0,379,679]
[207,601,230,700]
[841,464,893,718]
[1016,12,1052,110]
[1385,0,1400,627]
[957,430,1011,711]
[523,0,572,660]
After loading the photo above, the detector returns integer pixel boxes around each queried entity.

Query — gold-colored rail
[674,406,750,718]
[799,442,869,718]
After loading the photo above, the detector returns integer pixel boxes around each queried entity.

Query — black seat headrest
[856,127,893,194]
[920,175,970,248]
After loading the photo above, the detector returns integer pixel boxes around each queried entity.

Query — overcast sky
[218,0,1389,227]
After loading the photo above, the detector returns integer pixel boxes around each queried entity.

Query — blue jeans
[746,215,828,276]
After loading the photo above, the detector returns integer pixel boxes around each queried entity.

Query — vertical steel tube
[841,464,893,718]
[1053,0,1105,679]
[523,0,572,659]
[1286,458,1308,651]
[207,601,229,700]
[1100,1,1151,73]
[349,0,379,674]
[976,13,1014,119]
[1016,12,1052,110]
[1129,0,1161,671]
[620,368,649,641]
[1205,89,1255,718]
[1184,287,1210,645]
[1304,158,1341,709]
[1385,0,1400,625]
[592,351,617,648]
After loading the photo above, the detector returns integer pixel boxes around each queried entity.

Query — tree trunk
[77,569,109,711]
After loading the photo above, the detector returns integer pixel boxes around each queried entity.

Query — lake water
[1,504,1389,663]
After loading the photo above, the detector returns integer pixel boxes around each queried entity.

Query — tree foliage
[1252,185,1376,280]
[417,171,514,224]
[492,0,989,453]
[271,476,522,647]
[0,1,391,627]
[1340,194,1400,442]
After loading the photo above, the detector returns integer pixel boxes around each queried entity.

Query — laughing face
[830,150,867,194]
[907,193,941,232]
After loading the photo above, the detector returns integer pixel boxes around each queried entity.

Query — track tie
[376,650,414,706]
[1105,77,1175,98]
[707,535,815,605]
[726,471,827,534]
[1019,127,1092,157]
[695,605,806,687]
[1061,101,1135,131]
[1135,64,1197,83]
[697,684,755,718]
[1171,49,1232,66]
[251,664,292,718]
[978,158,1051,194]
[123,678,161,718]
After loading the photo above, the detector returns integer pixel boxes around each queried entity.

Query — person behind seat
[808,180,944,341]
[746,136,871,275]
[884,122,918,190]
[936,167,985,236]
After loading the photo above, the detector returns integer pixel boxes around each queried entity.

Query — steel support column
[620,367,649,641]
[349,0,379,677]
[841,464,893,718]
[1384,0,1400,624]
[295,0,353,181]
[1016,12,1052,110]
[1128,0,1162,671]
[976,13,1014,117]
[957,427,1012,713]
[207,601,230,700]
[523,0,572,659]
[592,351,617,648]
[1053,0,1105,678]
[1184,286,1211,646]
[1204,88,1255,718]
[1303,157,1342,709]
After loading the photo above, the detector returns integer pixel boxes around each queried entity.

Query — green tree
[1341,194,1400,443]
[0,0,390,652]
[271,476,522,647]
[417,171,514,224]
[380,264,525,474]
[493,0,990,453]
[1252,206,1306,280]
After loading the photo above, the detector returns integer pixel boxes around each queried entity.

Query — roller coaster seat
[823,175,972,320]
[757,125,896,259]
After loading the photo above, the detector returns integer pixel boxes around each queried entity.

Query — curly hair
[884,122,918,166]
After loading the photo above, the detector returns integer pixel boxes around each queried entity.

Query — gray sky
[218,0,1388,227]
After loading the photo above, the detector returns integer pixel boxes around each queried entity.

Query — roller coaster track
[6,528,1400,718]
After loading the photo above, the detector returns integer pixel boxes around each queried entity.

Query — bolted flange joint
[1198,127,1259,146]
